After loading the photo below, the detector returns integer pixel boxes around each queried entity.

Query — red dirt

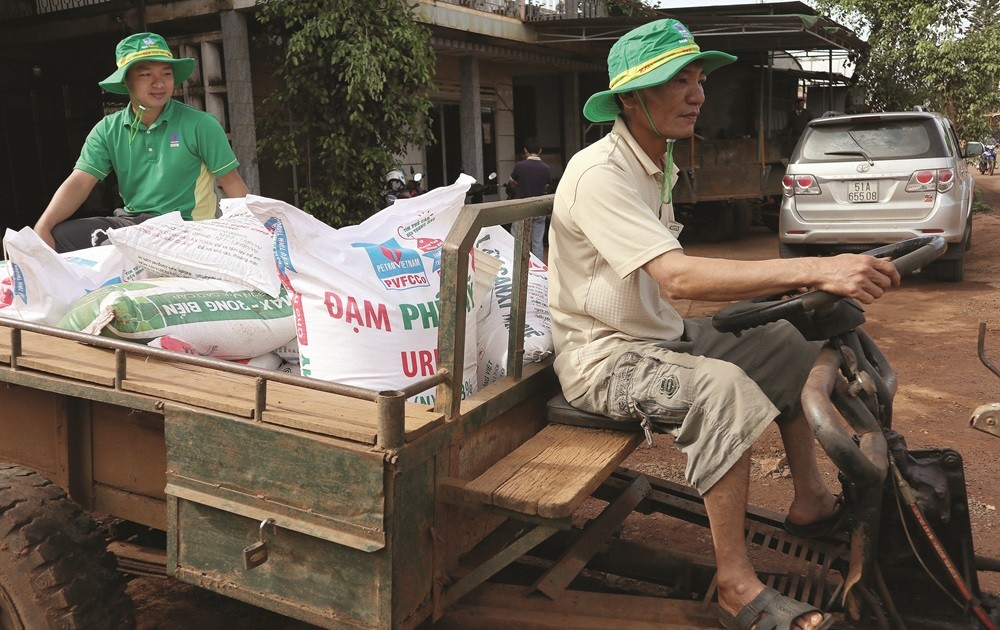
[128,172,1000,628]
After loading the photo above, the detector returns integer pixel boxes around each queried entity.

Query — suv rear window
[792,118,946,162]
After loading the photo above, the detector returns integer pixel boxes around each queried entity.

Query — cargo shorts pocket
[607,350,694,425]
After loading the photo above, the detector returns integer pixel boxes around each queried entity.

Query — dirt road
[129,172,1000,628]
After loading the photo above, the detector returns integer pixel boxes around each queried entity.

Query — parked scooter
[381,168,424,207]
[466,172,498,205]
[979,145,996,176]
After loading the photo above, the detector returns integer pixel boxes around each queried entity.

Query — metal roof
[530,1,866,55]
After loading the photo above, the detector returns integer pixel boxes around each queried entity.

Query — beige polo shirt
[549,117,685,403]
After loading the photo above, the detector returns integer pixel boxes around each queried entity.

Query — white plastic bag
[241,176,480,405]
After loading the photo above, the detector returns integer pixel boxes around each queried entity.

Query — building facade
[0,0,862,234]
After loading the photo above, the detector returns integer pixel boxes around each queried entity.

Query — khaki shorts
[576,318,823,494]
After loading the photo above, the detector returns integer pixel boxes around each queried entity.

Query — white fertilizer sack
[240,175,480,405]
[474,225,553,389]
[105,207,281,297]
[58,277,295,360]
[2,228,145,325]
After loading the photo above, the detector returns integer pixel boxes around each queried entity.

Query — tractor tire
[0,464,135,630]
[694,202,734,244]
[726,200,753,241]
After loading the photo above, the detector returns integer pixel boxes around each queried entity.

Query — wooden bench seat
[458,423,643,519]
[435,398,649,612]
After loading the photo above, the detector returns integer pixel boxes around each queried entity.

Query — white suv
[778,109,976,281]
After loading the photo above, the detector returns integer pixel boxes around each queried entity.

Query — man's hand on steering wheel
[807,253,901,305]
[712,237,947,338]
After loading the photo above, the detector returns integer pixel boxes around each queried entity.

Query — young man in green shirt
[34,32,249,253]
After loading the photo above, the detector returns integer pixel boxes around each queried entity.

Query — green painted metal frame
[435,196,554,419]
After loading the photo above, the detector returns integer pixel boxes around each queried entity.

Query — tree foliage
[254,0,436,226]
[815,0,1000,141]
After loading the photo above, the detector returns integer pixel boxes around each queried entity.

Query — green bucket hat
[99,32,195,95]
[583,19,737,123]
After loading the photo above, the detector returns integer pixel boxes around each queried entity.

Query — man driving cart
[547,19,901,630]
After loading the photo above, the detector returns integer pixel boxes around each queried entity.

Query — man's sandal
[784,494,848,539]
[719,586,835,630]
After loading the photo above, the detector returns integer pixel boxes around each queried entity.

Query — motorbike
[979,146,996,176]
[381,168,424,208]
[466,172,498,205]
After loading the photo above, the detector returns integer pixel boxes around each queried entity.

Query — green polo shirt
[75,98,239,221]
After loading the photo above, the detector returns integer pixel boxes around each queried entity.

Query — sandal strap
[733,586,781,629]
[731,586,825,630]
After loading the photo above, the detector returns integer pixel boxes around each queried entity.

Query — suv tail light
[936,168,955,192]
[905,169,955,193]
[781,174,821,197]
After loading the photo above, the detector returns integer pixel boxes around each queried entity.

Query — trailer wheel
[0,464,135,629]
[726,200,753,241]
[694,201,734,243]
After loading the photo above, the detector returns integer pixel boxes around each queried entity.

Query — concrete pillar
[562,71,581,158]
[220,10,260,194]
[460,56,484,182]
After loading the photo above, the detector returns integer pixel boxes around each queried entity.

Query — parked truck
[0,199,996,629]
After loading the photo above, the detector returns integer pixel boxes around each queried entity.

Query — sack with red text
[57,277,296,360]
[240,175,479,405]
[474,225,553,389]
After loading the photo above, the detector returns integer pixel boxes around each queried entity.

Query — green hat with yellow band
[583,19,737,123]
[99,32,195,95]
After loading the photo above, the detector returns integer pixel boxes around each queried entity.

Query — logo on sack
[170,133,180,148]
[9,263,26,304]
[417,238,444,273]
[352,238,429,291]
[263,217,296,288]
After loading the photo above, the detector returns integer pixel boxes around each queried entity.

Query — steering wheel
[711,236,947,339]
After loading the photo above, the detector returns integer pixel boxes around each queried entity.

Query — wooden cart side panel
[389,457,435,628]
[90,402,166,500]
[441,390,549,570]
[172,498,383,629]
[164,405,387,550]
[0,383,69,487]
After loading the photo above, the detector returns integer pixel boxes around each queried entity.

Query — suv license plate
[848,180,878,203]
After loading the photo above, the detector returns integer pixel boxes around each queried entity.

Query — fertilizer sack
[474,225,553,389]
[240,175,480,405]
[104,207,281,297]
[2,227,146,325]
[58,277,295,360]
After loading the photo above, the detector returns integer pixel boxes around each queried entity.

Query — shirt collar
[526,155,542,161]
[612,116,679,177]
[122,97,174,130]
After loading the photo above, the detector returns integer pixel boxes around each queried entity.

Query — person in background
[509,136,552,259]
[548,19,899,630]
[34,32,249,253]
[788,97,815,136]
